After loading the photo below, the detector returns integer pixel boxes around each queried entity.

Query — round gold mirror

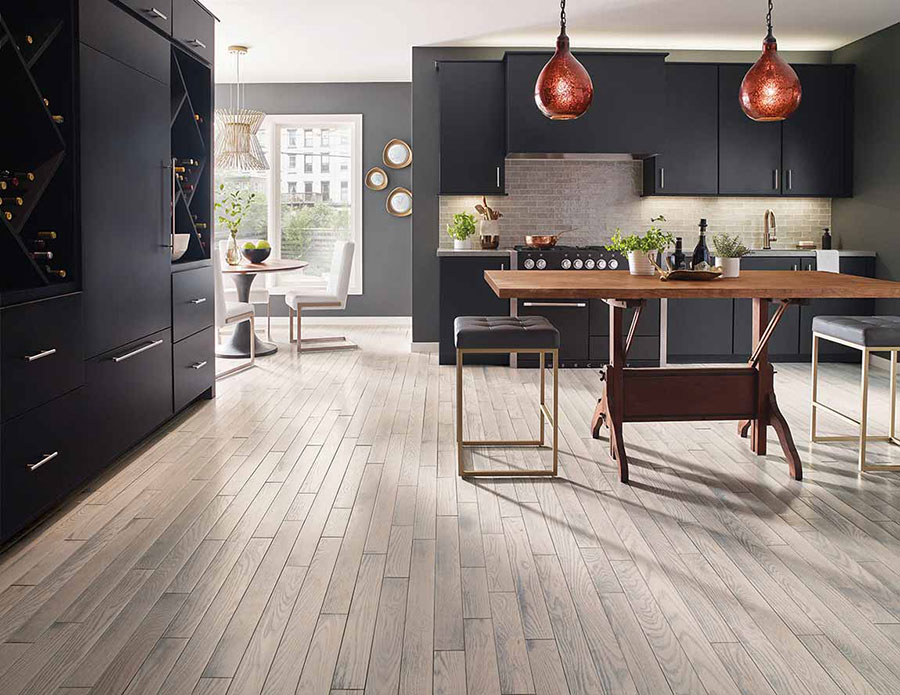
[386,187,412,217]
[383,139,412,169]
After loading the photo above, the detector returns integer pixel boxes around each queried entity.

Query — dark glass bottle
[821,227,832,250]
[692,219,711,269]
[673,237,685,270]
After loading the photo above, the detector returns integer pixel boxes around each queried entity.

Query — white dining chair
[283,240,357,353]
[217,240,274,341]
[214,244,256,378]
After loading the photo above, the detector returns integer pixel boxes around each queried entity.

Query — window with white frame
[215,114,363,295]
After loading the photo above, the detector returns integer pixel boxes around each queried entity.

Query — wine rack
[0,0,76,306]
[171,45,212,265]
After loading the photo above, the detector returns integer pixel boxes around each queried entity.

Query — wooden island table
[484,269,900,483]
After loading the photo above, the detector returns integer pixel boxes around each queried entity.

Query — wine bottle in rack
[44,266,67,279]
[30,251,53,261]
[174,166,187,174]
[43,98,50,107]
[194,222,208,230]
[194,114,204,124]
[1,196,24,206]
[181,183,195,193]
[25,34,34,46]
[3,211,12,221]
[0,170,34,182]
[175,158,199,167]
[52,115,64,125]
[36,230,57,239]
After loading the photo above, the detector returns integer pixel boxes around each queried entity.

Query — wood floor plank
[434,650,467,695]
[364,578,407,695]
[399,539,435,695]
[490,592,535,694]
[332,553,386,690]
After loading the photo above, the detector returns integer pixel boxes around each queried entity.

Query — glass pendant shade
[535,32,593,120]
[739,37,802,121]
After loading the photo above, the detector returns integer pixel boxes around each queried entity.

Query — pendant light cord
[559,0,567,36]
[765,0,775,41]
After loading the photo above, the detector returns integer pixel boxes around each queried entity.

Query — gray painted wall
[215,82,412,317]
[411,47,832,343]
[832,23,900,314]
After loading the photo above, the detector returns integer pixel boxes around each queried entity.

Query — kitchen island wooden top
[484,269,900,300]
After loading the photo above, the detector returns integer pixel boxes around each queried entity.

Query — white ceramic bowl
[171,233,191,260]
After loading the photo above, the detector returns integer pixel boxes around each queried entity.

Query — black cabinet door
[81,44,172,358]
[733,257,802,358]
[718,65,783,195]
[116,0,174,36]
[645,64,718,196]
[667,299,734,359]
[800,257,875,358]
[782,65,853,197]
[439,257,510,365]
[519,300,590,365]
[83,328,173,470]
[439,61,506,195]
[507,53,665,155]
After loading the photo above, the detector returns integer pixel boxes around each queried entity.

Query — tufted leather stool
[454,316,560,477]
[811,316,900,471]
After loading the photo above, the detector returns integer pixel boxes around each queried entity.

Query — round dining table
[218,258,308,358]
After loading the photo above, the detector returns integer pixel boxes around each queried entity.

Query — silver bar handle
[25,348,57,362]
[522,301,587,308]
[496,166,500,188]
[774,168,780,190]
[787,169,793,190]
[28,451,58,472]
[190,297,207,304]
[190,38,207,49]
[792,264,798,271]
[147,7,168,20]
[660,167,665,190]
[190,361,208,370]
[112,339,164,363]
[162,160,175,248]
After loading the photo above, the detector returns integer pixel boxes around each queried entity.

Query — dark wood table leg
[606,301,629,482]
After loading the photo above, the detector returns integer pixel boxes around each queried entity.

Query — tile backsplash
[439,159,832,249]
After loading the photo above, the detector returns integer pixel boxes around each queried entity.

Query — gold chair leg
[552,349,559,476]
[891,351,898,441]
[810,334,819,441]
[860,349,870,472]
[539,351,546,445]
[457,349,464,476]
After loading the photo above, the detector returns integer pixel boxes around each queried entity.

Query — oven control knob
[596,259,607,270]
[609,258,619,270]
[561,258,571,270]
[535,258,547,270]
[573,258,584,270]
[523,258,535,270]
[585,258,595,269]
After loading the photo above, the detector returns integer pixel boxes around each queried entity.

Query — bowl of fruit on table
[241,240,272,264]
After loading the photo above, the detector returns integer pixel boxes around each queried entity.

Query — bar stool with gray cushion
[811,316,900,472]
[455,316,560,477]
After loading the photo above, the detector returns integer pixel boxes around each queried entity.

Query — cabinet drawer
[172,266,214,342]
[173,326,214,411]
[1,294,84,422]
[84,328,173,469]
[117,0,173,35]
[172,0,214,63]
[1,388,86,541]
[80,0,170,84]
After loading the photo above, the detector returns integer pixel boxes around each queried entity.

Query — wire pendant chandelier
[215,45,269,171]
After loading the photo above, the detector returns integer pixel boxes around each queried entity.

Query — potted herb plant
[447,211,477,250]
[215,184,257,265]
[607,216,673,276]
[712,233,751,278]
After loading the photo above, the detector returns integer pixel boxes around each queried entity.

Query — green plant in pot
[215,184,257,265]
[447,211,477,250]
[711,233,751,278]
[607,216,674,276]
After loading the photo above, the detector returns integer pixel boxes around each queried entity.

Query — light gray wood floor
[2,322,900,695]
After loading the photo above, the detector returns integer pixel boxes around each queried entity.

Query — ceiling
[204,0,900,83]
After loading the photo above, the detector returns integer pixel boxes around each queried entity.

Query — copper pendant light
[534,0,593,120]
[739,0,801,121]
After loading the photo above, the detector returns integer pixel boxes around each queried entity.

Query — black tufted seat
[454,316,560,351]
[812,316,900,347]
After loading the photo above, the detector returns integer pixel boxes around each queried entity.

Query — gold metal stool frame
[810,331,899,472]
[456,348,558,477]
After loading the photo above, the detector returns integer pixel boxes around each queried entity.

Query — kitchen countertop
[437,248,876,258]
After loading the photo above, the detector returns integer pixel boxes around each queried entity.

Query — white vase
[627,251,655,276]
[717,256,741,278]
[453,238,473,250]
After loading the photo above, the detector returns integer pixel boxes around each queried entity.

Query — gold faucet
[763,209,777,249]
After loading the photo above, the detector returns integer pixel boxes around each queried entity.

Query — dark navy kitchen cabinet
[718,64,784,196]
[439,61,506,195]
[733,257,803,359]
[643,64,718,196]
[506,52,665,155]
[668,299,735,360]
[439,256,510,365]
[782,65,854,198]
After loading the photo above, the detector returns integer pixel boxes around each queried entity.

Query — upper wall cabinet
[506,52,666,155]
[643,63,718,196]
[118,0,173,34]
[718,64,784,195]
[439,61,506,195]
[172,0,215,63]
[782,64,854,197]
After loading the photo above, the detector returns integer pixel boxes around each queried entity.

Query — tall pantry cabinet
[0,0,217,542]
